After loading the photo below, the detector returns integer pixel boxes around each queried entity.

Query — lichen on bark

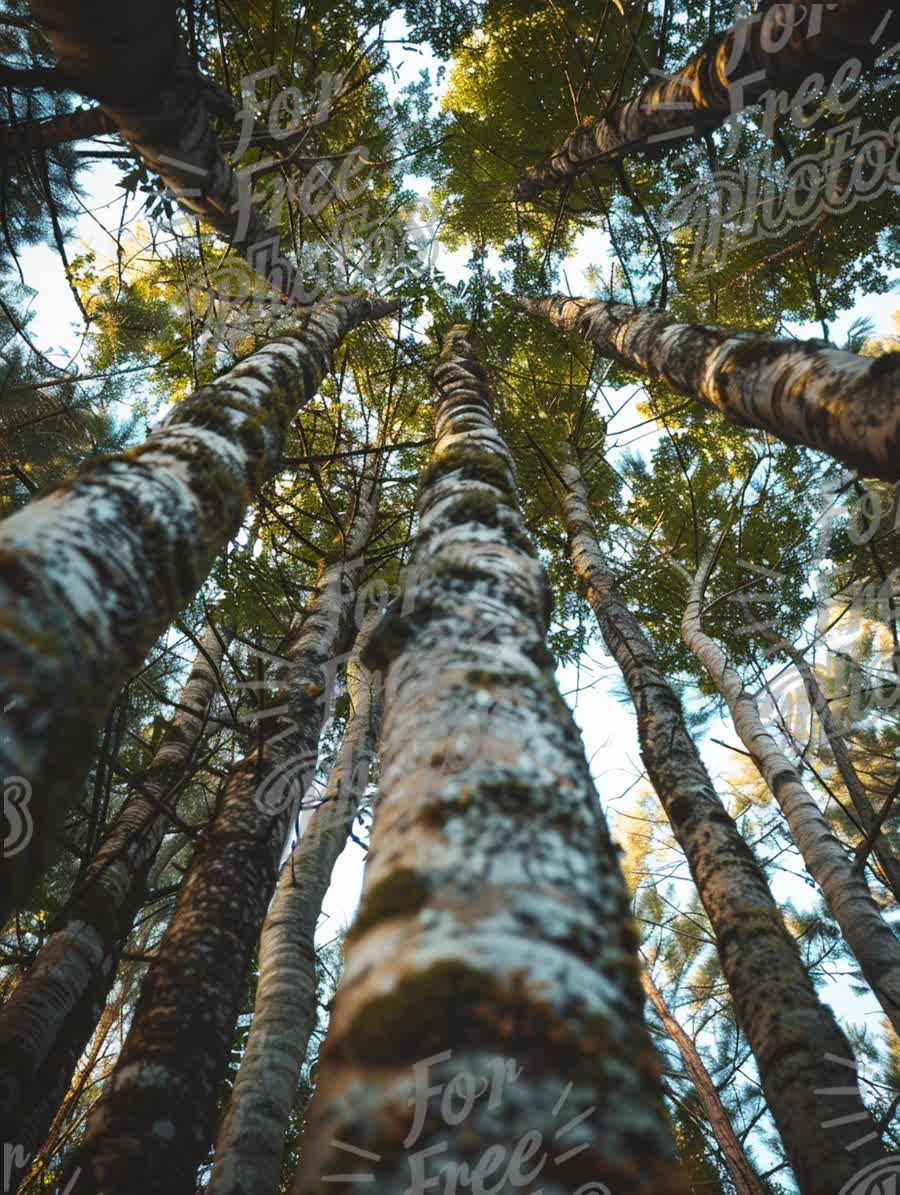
[516,294,900,482]
[558,447,884,1195]
[0,294,394,922]
[515,2,899,199]
[65,461,382,1195]
[292,326,686,1195]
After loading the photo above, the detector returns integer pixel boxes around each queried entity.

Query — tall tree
[513,294,900,480]
[66,457,381,1195]
[556,444,883,1194]
[640,969,765,1195]
[292,326,686,1195]
[0,293,395,921]
[2,1,900,1190]
[743,597,900,901]
[208,607,382,1195]
[684,544,900,1039]
[25,0,299,297]
[0,616,235,1177]
[515,1,899,199]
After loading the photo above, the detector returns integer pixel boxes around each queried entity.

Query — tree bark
[514,1,899,199]
[641,970,766,1195]
[0,619,233,1184]
[0,105,116,153]
[0,293,395,923]
[291,326,686,1195]
[514,294,900,482]
[66,467,380,1195]
[147,829,194,887]
[742,597,900,901]
[16,927,151,1194]
[26,0,298,299]
[208,609,382,1195]
[684,547,900,1040]
[558,450,883,1195]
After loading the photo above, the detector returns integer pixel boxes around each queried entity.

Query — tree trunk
[16,927,152,1194]
[0,294,394,922]
[742,596,900,901]
[0,619,233,1183]
[684,547,900,1040]
[26,0,297,298]
[0,106,116,153]
[291,326,686,1195]
[558,450,883,1195]
[514,294,900,482]
[208,609,382,1195]
[147,830,194,887]
[641,970,766,1195]
[66,467,380,1195]
[514,1,899,199]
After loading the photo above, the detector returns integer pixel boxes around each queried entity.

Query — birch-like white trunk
[684,548,900,1040]
[515,294,900,482]
[515,1,898,199]
[559,451,883,1195]
[207,610,382,1195]
[0,294,394,922]
[26,0,296,297]
[743,599,900,900]
[67,469,380,1195]
[0,620,233,1183]
[292,327,686,1195]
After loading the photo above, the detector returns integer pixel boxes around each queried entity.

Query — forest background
[1,1,899,1193]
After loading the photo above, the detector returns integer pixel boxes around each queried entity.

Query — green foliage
[4,1,900,1190]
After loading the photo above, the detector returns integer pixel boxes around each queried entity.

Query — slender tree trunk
[514,294,900,482]
[208,609,382,1195]
[514,1,899,199]
[26,0,296,297]
[743,597,900,900]
[0,294,394,922]
[148,830,194,887]
[558,450,882,1195]
[684,547,900,1039]
[66,467,380,1195]
[17,1000,118,1193]
[0,619,233,1186]
[0,106,116,153]
[641,971,765,1195]
[17,928,151,1194]
[292,327,686,1195]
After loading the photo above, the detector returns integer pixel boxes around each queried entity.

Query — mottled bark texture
[743,598,900,901]
[641,971,766,1195]
[516,294,900,482]
[26,0,297,297]
[515,1,899,199]
[0,294,394,920]
[292,328,686,1195]
[558,452,881,1195]
[0,620,233,1185]
[684,549,900,1042]
[67,468,380,1195]
[208,610,382,1195]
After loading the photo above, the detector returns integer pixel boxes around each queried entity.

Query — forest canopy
[0,2,899,1194]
